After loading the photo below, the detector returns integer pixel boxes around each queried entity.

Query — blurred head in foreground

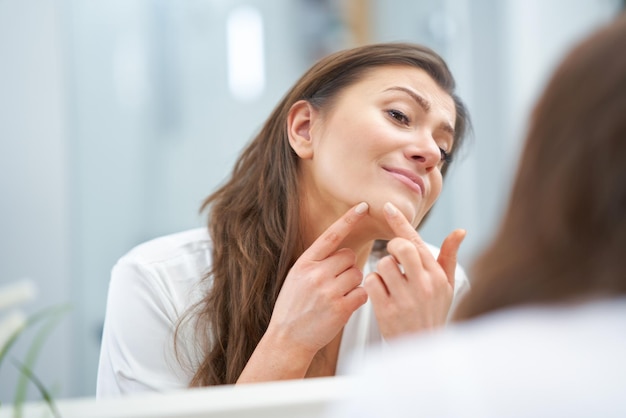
[455,12,626,320]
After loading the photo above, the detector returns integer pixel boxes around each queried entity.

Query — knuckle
[387,238,413,254]
[351,287,368,304]
[377,256,394,271]
[388,242,416,265]
[324,232,341,245]
[386,238,402,252]
[347,267,363,284]
[338,247,357,264]
[364,273,383,293]
[397,244,415,260]
[363,274,376,290]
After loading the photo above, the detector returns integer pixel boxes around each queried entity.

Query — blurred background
[1,0,623,401]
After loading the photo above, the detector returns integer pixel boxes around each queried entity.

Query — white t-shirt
[327,298,626,418]
[96,227,469,397]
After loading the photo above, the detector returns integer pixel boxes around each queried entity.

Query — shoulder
[110,227,213,310]
[99,228,212,396]
[115,228,212,282]
[120,227,212,267]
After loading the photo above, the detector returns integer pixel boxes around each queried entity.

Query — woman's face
[291,65,456,237]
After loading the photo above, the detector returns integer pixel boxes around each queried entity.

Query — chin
[364,201,420,239]
[396,201,420,227]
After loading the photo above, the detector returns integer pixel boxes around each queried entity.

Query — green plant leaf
[11,358,62,418]
[0,304,70,375]
[11,304,70,418]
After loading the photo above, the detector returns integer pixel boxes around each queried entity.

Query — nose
[403,133,442,171]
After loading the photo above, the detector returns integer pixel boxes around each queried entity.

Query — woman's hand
[364,202,465,339]
[238,202,369,383]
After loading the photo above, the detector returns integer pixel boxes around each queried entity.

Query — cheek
[428,177,443,206]
[312,151,360,198]
[410,175,444,226]
[420,176,442,216]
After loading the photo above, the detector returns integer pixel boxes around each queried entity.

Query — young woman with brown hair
[96,42,471,395]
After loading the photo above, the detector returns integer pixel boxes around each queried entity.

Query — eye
[387,109,409,125]
[439,148,453,164]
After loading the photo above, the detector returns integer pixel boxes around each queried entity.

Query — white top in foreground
[327,297,626,418]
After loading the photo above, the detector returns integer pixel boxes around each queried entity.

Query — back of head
[455,13,626,320]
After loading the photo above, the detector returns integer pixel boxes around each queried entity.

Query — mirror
[0,0,621,406]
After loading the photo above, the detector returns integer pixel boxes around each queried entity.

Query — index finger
[305,202,369,261]
[382,202,429,251]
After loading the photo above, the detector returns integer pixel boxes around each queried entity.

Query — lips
[383,167,424,195]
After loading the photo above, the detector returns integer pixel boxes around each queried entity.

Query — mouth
[383,166,424,195]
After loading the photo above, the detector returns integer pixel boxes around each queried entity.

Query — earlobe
[287,100,316,159]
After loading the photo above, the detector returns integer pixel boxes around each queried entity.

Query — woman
[96,42,471,395]
[328,13,626,418]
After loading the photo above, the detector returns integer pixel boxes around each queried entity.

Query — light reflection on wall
[227,5,265,102]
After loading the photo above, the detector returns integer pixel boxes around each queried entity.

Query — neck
[299,201,377,271]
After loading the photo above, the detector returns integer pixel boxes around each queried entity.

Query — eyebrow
[384,86,455,137]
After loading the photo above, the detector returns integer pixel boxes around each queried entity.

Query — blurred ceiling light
[226,5,265,102]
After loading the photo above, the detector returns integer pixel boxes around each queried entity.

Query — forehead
[338,65,456,117]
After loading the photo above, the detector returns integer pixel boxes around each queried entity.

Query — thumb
[437,229,466,288]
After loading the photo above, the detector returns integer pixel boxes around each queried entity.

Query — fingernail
[384,202,397,216]
[355,202,369,214]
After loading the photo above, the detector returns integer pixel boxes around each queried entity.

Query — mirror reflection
[0,0,621,404]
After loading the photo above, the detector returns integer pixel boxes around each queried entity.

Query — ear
[287,100,317,160]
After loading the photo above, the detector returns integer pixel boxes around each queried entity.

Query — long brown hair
[454,13,626,320]
[180,43,470,385]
